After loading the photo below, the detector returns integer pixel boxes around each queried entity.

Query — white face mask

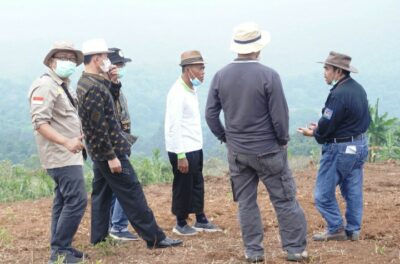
[100,58,112,73]
[54,60,77,78]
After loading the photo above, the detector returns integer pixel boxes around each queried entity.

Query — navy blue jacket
[314,77,371,144]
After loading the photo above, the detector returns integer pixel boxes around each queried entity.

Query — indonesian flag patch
[32,96,44,105]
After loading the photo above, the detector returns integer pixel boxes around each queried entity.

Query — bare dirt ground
[0,162,399,264]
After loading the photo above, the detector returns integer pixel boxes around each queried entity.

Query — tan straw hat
[230,22,271,54]
[43,41,83,66]
[179,50,205,66]
[318,51,358,73]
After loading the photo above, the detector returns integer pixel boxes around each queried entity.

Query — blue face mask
[190,77,202,87]
[54,60,76,78]
[118,67,126,79]
[189,69,202,87]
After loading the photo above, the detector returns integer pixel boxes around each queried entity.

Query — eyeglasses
[53,56,78,63]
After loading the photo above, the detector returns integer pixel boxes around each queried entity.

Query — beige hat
[82,38,113,56]
[43,41,83,66]
[179,50,205,66]
[318,51,358,73]
[230,22,271,54]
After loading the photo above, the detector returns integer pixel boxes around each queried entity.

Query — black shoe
[69,248,88,259]
[48,250,82,264]
[147,237,183,249]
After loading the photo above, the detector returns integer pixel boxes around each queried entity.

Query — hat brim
[179,60,206,67]
[230,30,271,54]
[83,50,114,56]
[317,61,358,73]
[111,57,132,64]
[43,48,84,67]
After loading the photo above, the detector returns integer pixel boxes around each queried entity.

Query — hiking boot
[48,250,82,264]
[109,230,140,241]
[193,221,222,232]
[245,254,264,263]
[313,229,347,241]
[172,224,198,236]
[147,237,183,249]
[287,250,309,262]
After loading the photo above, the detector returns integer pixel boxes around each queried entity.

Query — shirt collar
[47,67,67,86]
[330,76,351,91]
[232,58,260,63]
[179,77,195,94]
[82,71,106,81]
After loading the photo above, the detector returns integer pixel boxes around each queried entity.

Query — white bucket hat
[230,22,271,54]
[82,38,113,56]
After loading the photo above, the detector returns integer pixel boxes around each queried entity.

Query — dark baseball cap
[108,48,132,64]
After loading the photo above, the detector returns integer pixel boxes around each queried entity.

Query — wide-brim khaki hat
[318,51,358,73]
[230,22,271,54]
[43,41,84,66]
[82,38,113,56]
[179,50,205,66]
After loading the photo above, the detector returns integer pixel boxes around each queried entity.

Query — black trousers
[91,156,165,244]
[47,165,87,251]
[168,149,204,219]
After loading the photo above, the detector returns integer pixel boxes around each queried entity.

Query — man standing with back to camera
[205,22,308,262]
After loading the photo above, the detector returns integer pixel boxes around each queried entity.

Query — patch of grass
[0,227,12,248]
[375,243,386,255]
[94,236,120,256]
[53,255,66,264]
[0,159,93,202]
[0,160,53,202]
[132,149,173,185]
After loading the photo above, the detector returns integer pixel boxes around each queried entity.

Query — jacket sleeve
[85,87,117,160]
[205,73,226,142]
[266,73,289,145]
[314,94,346,144]
[28,79,58,130]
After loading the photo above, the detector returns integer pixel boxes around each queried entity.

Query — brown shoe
[313,229,347,241]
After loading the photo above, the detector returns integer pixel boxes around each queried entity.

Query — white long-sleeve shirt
[164,77,203,154]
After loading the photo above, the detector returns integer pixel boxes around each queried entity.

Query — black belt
[326,134,364,143]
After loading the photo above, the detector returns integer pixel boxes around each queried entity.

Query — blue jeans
[110,194,129,232]
[46,165,87,251]
[314,138,368,235]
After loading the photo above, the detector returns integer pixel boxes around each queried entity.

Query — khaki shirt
[28,69,83,169]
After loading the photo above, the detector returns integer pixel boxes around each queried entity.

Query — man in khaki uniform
[28,41,88,264]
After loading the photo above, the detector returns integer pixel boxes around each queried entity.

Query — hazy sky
[1,0,399,80]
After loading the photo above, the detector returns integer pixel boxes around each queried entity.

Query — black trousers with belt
[91,156,165,245]
[168,149,204,219]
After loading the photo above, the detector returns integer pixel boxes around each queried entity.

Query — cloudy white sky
[0,0,399,80]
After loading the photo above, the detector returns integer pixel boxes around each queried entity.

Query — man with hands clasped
[298,51,370,242]
[28,41,88,264]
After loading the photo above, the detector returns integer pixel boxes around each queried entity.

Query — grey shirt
[205,60,289,154]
